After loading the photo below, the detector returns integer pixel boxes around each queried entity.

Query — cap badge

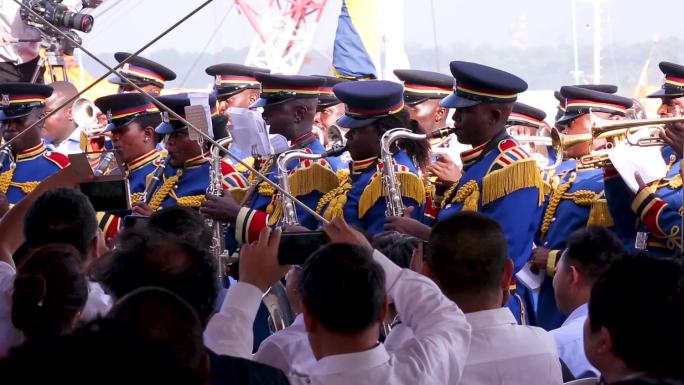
[1,94,9,107]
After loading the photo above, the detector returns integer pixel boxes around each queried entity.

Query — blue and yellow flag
[332,0,379,80]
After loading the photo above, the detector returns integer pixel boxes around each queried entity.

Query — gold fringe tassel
[358,173,383,219]
[482,159,545,206]
[288,162,340,197]
[587,198,614,227]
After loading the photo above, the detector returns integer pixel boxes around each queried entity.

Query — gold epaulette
[288,160,340,197]
[357,167,426,219]
[482,158,545,206]
[233,157,254,174]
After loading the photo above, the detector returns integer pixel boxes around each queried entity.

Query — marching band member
[108,52,176,95]
[435,61,543,325]
[205,63,271,174]
[530,85,632,330]
[312,75,349,150]
[0,83,69,206]
[604,61,684,256]
[507,101,552,168]
[315,80,428,234]
[200,74,344,242]
[133,93,247,214]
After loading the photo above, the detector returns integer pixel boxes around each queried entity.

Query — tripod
[30,36,69,83]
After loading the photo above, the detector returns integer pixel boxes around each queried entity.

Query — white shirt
[0,0,40,64]
[44,127,84,155]
[0,261,111,357]
[550,304,599,379]
[384,307,563,385]
[463,307,563,385]
[254,313,316,374]
[204,249,472,385]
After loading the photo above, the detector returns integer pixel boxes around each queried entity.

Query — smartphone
[277,231,328,265]
[123,215,149,230]
[80,179,131,212]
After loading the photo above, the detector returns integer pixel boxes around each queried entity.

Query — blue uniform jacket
[605,147,682,256]
[0,143,69,204]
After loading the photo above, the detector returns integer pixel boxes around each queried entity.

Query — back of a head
[0,319,200,385]
[372,231,420,269]
[93,228,218,325]
[564,226,625,284]
[24,188,97,257]
[12,244,88,339]
[426,212,508,299]
[108,286,204,370]
[589,255,684,379]
[148,206,212,250]
[299,243,385,334]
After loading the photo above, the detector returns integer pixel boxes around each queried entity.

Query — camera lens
[60,11,94,33]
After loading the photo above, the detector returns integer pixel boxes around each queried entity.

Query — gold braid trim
[130,192,144,203]
[440,182,460,209]
[540,173,577,241]
[482,159,545,206]
[316,170,351,221]
[0,168,41,194]
[450,180,479,212]
[0,168,15,193]
[357,171,426,219]
[172,194,206,208]
[234,157,254,174]
[149,171,182,211]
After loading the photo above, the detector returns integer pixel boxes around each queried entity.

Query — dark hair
[108,287,204,370]
[372,108,430,171]
[12,244,88,339]
[372,231,420,269]
[148,206,212,251]
[426,212,508,298]
[298,243,385,334]
[564,226,625,284]
[589,255,684,378]
[24,188,97,257]
[0,319,200,385]
[92,228,218,325]
[133,112,162,134]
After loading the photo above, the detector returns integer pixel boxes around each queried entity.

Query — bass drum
[263,281,295,333]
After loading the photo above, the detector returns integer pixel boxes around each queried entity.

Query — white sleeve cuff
[235,207,251,244]
[221,281,264,317]
[372,249,403,292]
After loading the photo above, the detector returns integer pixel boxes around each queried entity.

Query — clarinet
[141,154,170,204]
[93,151,116,176]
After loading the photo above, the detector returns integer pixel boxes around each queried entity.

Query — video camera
[19,0,97,55]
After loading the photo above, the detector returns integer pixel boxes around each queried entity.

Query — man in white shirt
[404,211,563,385]
[42,81,84,154]
[583,256,684,384]
[204,219,472,385]
[550,226,625,379]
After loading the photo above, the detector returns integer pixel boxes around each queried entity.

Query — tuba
[207,137,234,283]
[275,144,347,226]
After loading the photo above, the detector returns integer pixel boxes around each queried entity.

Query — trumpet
[590,114,684,147]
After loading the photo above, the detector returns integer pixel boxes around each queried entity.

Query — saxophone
[207,137,233,282]
[275,144,347,226]
[380,128,454,216]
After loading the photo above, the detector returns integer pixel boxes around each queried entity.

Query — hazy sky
[81,0,681,57]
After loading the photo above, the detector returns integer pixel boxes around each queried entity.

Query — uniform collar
[184,152,209,168]
[459,130,508,168]
[465,307,517,331]
[351,157,377,173]
[16,142,46,161]
[307,343,390,377]
[128,149,159,171]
